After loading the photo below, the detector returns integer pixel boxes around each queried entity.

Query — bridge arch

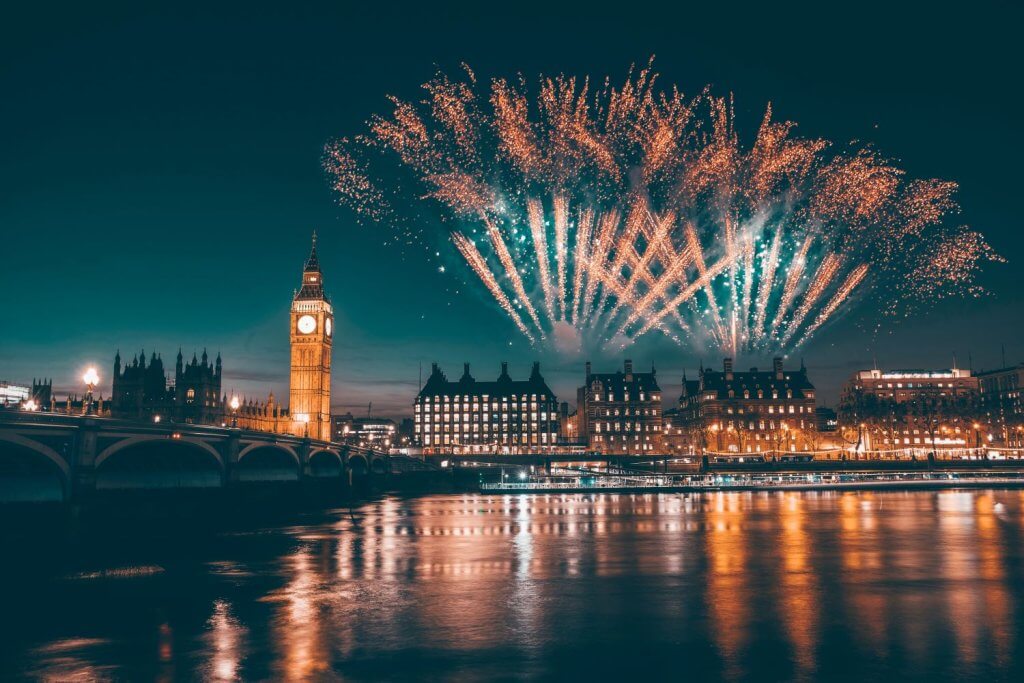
[0,433,69,503]
[308,449,343,477]
[347,452,369,476]
[237,442,300,466]
[96,436,224,470]
[95,437,224,490]
[235,443,301,482]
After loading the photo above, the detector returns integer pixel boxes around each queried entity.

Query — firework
[324,60,1002,355]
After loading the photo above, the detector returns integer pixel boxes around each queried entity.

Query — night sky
[2,1,1020,417]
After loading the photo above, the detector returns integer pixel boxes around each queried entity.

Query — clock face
[325,317,333,337]
[297,314,317,334]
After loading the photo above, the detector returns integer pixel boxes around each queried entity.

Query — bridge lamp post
[298,413,310,438]
[82,367,99,416]
[23,399,39,412]
[230,395,240,428]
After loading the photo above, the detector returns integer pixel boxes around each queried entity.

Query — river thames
[3,489,1023,681]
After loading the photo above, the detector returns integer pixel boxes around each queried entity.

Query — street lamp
[230,395,240,428]
[23,399,39,412]
[82,367,99,415]
[298,413,310,438]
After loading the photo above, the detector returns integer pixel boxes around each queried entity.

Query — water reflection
[4,490,1024,681]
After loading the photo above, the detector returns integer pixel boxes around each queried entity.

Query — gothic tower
[289,233,333,440]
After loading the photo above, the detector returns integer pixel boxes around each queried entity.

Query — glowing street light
[23,399,39,412]
[297,413,310,438]
[230,395,240,428]
[82,366,99,415]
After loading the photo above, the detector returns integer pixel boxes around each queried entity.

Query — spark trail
[324,60,1002,355]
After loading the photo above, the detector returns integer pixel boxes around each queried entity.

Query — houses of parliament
[107,235,335,441]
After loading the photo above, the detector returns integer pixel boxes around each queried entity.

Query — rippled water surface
[3,489,1024,681]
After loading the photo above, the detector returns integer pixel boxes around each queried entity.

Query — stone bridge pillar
[299,437,312,478]
[73,418,101,500]
[226,429,241,483]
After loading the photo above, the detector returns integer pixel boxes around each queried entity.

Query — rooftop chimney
[773,357,784,380]
[724,357,734,381]
[624,359,634,381]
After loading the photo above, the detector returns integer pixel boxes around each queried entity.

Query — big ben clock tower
[289,233,333,441]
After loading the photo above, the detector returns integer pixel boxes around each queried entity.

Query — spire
[305,230,320,272]
[295,232,325,300]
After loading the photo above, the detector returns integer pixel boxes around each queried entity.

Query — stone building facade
[576,360,664,455]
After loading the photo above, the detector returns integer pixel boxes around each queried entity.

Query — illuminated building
[839,366,981,449]
[288,233,333,441]
[841,367,978,403]
[662,408,696,456]
[231,392,288,433]
[558,402,581,445]
[576,360,663,455]
[976,363,1023,445]
[678,358,817,454]
[334,414,397,448]
[0,381,30,407]
[414,362,559,454]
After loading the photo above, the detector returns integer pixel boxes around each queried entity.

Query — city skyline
[2,2,1021,417]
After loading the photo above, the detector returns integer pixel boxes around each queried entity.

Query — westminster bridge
[0,412,392,504]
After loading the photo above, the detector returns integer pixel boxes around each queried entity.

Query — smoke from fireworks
[324,60,1002,356]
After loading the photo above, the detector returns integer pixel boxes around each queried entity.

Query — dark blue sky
[2,1,1020,416]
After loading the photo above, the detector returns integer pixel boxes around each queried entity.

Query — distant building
[576,360,664,455]
[332,412,356,441]
[232,392,288,433]
[976,363,1023,446]
[334,415,397,448]
[558,402,582,445]
[838,367,982,450]
[815,406,838,432]
[414,362,559,455]
[397,418,415,447]
[662,408,696,456]
[0,381,30,407]
[840,368,979,404]
[677,358,818,454]
[111,349,223,424]
[31,379,52,408]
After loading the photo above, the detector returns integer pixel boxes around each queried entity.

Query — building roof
[418,362,557,401]
[697,367,815,399]
[587,370,661,394]
[975,363,1024,378]
[295,232,325,300]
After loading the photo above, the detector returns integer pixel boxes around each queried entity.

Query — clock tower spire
[289,231,333,441]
